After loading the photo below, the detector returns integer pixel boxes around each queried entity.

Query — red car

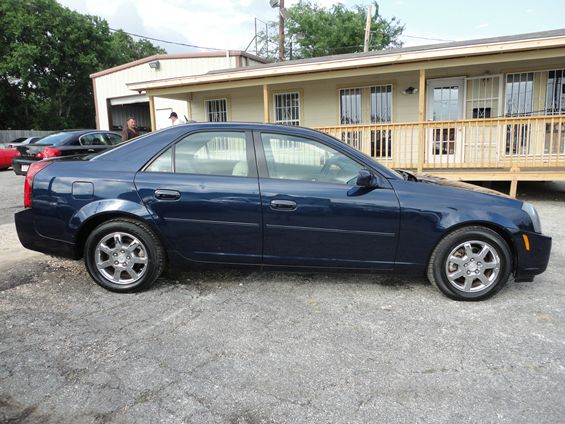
[0,147,18,170]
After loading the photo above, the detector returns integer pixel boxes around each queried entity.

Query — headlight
[521,202,542,233]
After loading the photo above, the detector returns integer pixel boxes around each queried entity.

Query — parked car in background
[15,123,551,300]
[0,137,27,149]
[7,136,43,148]
[0,145,18,170]
[12,130,122,175]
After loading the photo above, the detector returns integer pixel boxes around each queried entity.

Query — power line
[108,28,224,51]
[403,34,456,42]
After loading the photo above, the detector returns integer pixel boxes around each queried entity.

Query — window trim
[204,97,230,122]
[272,90,303,126]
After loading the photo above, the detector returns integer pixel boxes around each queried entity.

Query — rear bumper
[15,209,79,259]
[513,231,552,282]
[12,158,37,176]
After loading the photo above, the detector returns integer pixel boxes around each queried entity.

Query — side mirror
[356,169,378,188]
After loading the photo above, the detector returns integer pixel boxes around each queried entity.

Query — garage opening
[108,95,151,133]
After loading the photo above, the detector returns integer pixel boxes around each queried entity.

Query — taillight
[24,161,53,208]
[35,152,44,159]
[15,150,21,156]
[43,147,62,158]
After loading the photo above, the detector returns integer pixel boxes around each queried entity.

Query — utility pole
[363,4,372,52]
[278,0,285,61]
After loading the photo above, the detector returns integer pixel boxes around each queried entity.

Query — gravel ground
[0,169,564,423]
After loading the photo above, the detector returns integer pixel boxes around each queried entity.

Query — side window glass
[106,133,122,145]
[146,148,173,173]
[260,133,362,185]
[175,131,248,176]
[79,134,95,146]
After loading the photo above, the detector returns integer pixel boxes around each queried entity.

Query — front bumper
[15,208,79,259]
[513,230,552,282]
[12,158,38,176]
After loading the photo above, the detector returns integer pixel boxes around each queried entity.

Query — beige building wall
[187,57,565,129]
[93,56,243,130]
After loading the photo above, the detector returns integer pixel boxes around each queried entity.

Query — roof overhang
[127,33,565,93]
[90,50,268,79]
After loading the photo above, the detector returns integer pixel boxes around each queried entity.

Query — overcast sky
[58,0,565,54]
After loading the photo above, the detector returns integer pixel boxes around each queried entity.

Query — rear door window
[145,131,254,177]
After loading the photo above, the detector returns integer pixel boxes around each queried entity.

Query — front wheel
[427,226,513,301]
[84,219,165,292]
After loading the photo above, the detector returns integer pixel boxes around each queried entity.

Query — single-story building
[125,29,565,196]
[90,51,266,132]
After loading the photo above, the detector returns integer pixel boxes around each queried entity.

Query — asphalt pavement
[1,168,564,423]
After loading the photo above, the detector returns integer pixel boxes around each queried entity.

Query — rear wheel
[427,226,512,301]
[84,219,165,292]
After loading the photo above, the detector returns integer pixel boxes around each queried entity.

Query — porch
[316,114,565,196]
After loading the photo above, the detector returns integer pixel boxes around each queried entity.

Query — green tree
[257,1,404,61]
[0,0,165,130]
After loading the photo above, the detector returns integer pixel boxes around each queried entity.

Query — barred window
[206,99,228,122]
[274,92,300,125]
[505,73,534,116]
[339,88,362,124]
[545,69,565,115]
[370,85,392,123]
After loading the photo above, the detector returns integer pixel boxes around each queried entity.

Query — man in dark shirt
[121,118,140,141]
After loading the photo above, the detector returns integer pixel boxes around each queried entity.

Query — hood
[416,173,510,198]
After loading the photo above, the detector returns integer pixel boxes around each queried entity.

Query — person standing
[121,118,140,141]
[169,112,185,126]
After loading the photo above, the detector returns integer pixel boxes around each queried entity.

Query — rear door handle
[154,189,181,200]
[270,199,297,211]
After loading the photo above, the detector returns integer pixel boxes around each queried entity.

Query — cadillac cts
[15,123,551,300]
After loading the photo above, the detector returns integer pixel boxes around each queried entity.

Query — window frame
[204,98,229,122]
[272,91,302,126]
[142,130,257,178]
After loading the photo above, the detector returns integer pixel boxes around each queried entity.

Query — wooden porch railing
[315,115,565,170]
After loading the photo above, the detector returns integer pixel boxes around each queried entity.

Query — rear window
[38,132,75,146]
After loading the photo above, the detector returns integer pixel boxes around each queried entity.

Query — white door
[426,78,465,165]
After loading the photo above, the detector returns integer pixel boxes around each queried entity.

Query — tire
[427,226,512,301]
[84,218,165,292]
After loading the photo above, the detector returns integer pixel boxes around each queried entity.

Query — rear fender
[69,199,153,236]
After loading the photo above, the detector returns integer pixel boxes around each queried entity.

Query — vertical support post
[149,95,156,132]
[417,69,426,173]
[509,178,518,198]
[263,84,270,123]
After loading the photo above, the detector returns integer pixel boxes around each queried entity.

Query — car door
[134,129,262,264]
[255,130,400,270]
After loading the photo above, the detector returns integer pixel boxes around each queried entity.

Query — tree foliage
[257,1,404,61]
[0,0,165,130]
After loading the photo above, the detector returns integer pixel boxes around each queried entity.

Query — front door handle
[270,199,297,211]
[155,189,181,200]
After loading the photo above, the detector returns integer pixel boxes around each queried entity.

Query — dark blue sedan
[15,123,551,300]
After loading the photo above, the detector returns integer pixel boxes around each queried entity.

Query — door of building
[426,78,465,165]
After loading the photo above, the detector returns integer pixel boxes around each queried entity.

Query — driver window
[260,133,362,184]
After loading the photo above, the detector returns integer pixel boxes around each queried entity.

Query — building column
[263,84,270,123]
[417,69,426,173]
[149,95,156,131]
